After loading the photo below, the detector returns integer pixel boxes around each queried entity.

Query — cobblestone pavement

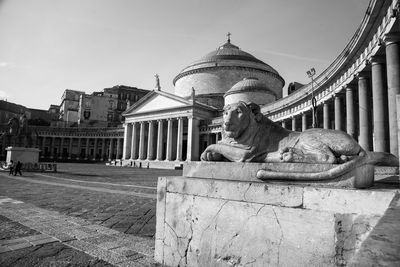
[0,163,182,266]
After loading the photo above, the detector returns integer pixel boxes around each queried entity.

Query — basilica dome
[173,37,285,108]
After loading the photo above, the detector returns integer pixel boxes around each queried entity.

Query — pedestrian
[14,161,22,176]
[8,160,14,175]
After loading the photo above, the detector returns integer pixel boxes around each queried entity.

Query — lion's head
[222,101,263,139]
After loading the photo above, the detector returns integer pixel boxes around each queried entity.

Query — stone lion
[201,101,398,181]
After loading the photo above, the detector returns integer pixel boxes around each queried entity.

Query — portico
[122,90,217,164]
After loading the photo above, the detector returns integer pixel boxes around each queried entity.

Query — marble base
[121,159,183,169]
[6,146,40,164]
[155,164,399,266]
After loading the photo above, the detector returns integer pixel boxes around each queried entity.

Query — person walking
[14,161,22,176]
[8,160,14,175]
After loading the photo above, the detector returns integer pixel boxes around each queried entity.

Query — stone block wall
[155,175,398,266]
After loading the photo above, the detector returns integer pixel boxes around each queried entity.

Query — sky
[0,0,371,110]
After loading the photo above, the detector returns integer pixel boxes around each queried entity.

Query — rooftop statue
[1,114,36,147]
[201,101,398,182]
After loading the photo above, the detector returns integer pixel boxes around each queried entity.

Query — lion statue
[201,101,398,181]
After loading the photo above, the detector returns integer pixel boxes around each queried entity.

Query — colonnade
[37,136,123,161]
[278,34,400,155]
[122,116,200,162]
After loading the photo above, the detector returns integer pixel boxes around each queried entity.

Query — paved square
[0,163,182,266]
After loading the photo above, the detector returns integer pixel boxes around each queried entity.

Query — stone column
[116,138,122,160]
[122,123,129,160]
[334,95,342,131]
[384,34,400,156]
[323,102,330,129]
[207,133,213,146]
[397,95,400,166]
[138,122,146,160]
[281,120,286,129]
[147,121,155,160]
[291,116,297,131]
[101,138,106,161]
[93,138,98,160]
[301,113,307,132]
[108,138,114,161]
[85,138,90,160]
[68,138,73,159]
[50,137,55,159]
[346,86,355,138]
[130,123,138,160]
[41,136,46,158]
[1,137,6,158]
[166,119,173,161]
[187,116,200,161]
[156,120,164,160]
[59,137,64,159]
[371,55,388,152]
[77,138,82,160]
[358,74,371,151]
[176,117,184,161]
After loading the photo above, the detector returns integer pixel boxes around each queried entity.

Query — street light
[307,68,317,128]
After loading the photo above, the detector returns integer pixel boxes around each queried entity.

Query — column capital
[345,85,355,91]
[383,33,400,46]
[370,55,386,65]
[147,120,154,124]
[355,72,369,80]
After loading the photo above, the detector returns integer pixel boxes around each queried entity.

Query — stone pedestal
[155,162,399,267]
[6,147,40,164]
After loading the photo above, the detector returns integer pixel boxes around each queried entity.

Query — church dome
[185,42,280,75]
[224,78,276,106]
[173,36,285,109]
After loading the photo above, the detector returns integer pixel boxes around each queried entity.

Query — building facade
[264,0,400,158]
[122,0,400,166]
[60,86,149,127]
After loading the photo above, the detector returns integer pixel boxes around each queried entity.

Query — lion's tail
[256,156,364,182]
[256,152,399,182]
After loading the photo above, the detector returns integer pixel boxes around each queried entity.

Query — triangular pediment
[124,90,192,116]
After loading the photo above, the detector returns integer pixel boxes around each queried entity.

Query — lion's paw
[200,151,223,161]
[281,151,294,162]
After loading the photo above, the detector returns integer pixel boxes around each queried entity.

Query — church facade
[122,37,284,167]
[122,0,400,167]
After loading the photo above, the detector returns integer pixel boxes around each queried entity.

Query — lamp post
[306,68,317,128]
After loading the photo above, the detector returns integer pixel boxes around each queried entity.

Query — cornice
[173,65,285,86]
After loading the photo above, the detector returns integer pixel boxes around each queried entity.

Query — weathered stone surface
[154,176,167,263]
[161,192,336,267]
[303,187,397,215]
[348,194,400,266]
[166,176,303,207]
[155,174,400,266]
[335,214,381,266]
